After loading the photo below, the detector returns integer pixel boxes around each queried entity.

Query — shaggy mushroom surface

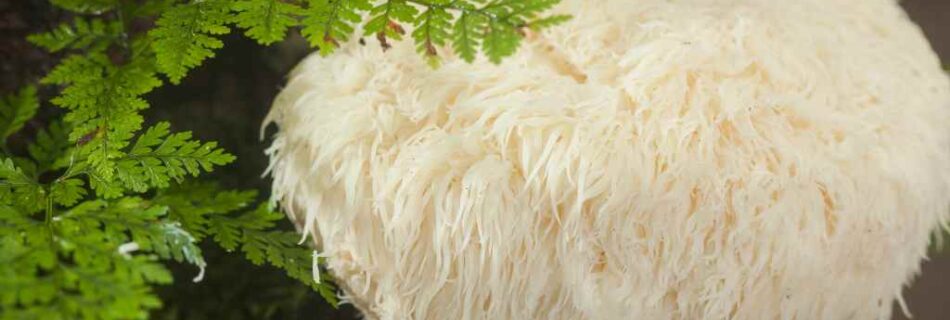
[264,0,950,318]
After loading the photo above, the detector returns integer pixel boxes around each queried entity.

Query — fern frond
[238,205,339,306]
[300,0,372,56]
[412,5,452,62]
[482,17,521,64]
[42,54,105,86]
[153,184,341,307]
[0,86,39,141]
[50,178,86,207]
[41,57,229,200]
[114,122,234,193]
[49,0,117,13]
[27,120,71,175]
[59,198,207,278]
[484,0,562,22]
[27,18,121,53]
[154,182,256,242]
[0,158,43,212]
[233,0,302,45]
[452,10,487,63]
[526,14,571,31]
[377,0,568,64]
[1,196,189,320]
[45,54,161,187]
[150,0,232,84]
[365,0,417,49]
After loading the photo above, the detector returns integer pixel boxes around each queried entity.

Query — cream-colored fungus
[264,1,950,318]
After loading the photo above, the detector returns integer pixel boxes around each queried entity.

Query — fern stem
[45,190,53,224]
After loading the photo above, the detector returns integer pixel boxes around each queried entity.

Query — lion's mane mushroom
[263,0,950,318]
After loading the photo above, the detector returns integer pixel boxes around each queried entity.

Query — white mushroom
[265,0,950,318]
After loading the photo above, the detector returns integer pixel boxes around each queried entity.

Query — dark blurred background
[0,0,947,319]
[890,2,950,319]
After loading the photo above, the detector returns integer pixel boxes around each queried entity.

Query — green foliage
[116,122,235,194]
[0,115,227,319]
[476,0,567,63]
[365,1,418,48]
[27,18,121,53]
[412,5,451,64]
[451,10,487,63]
[0,86,39,142]
[44,53,163,192]
[0,195,186,320]
[233,0,303,45]
[152,0,568,65]
[5,0,566,318]
[300,0,373,55]
[27,121,71,176]
[0,158,44,211]
[151,0,232,84]
[301,0,571,63]
[153,183,339,305]
[49,0,116,13]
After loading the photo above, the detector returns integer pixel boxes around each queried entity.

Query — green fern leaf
[116,122,235,192]
[0,158,43,212]
[233,0,302,45]
[41,54,104,86]
[27,120,71,175]
[365,0,417,49]
[452,11,487,63]
[386,0,567,64]
[482,0,561,23]
[45,54,161,186]
[127,0,175,18]
[153,221,207,273]
[300,0,372,55]
[150,0,232,84]
[49,0,117,13]
[204,202,279,253]
[154,182,256,243]
[482,18,522,64]
[412,6,452,64]
[0,86,39,141]
[27,18,121,53]
[61,198,207,276]
[50,178,86,207]
[4,196,181,320]
[526,14,571,31]
[235,205,338,305]
[155,184,341,306]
